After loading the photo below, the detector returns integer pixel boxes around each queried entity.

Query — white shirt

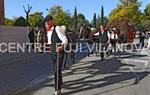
[47,26,68,45]
[60,25,66,35]
[110,33,118,39]
[94,30,110,38]
[148,37,150,48]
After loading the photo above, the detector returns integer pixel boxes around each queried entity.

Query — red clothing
[45,21,55,32]
[99,28,107,32]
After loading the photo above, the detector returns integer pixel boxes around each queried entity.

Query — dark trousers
[49,52,64,91]
[100,43,109,60]
[140,37,144,47]
[110,39,117,52]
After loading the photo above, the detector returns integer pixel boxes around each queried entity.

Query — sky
[5,0,150,21]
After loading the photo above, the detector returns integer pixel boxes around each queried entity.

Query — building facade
[0,0,5,25]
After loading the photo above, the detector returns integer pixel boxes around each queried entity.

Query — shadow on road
[14,51,150,95]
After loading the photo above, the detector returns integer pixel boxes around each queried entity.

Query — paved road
[0,42,89,95]
[0,40,150,95]
[13,45,150,95]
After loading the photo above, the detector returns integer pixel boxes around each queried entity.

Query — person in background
[139,31,145,47]
[148,35,150,50]
[110,28,118,53]
[45,16,55,44]
[45,15,68,95]
[94,25,110,60]
[28,27,35,49]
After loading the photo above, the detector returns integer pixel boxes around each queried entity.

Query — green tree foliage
[95,15,108,28]
[96,6,108,27]
[119,0,138,5]
[77,13,89,31]
[4,18,14,26]
[92,13,97,28]
[28,12,43,27]
[101,6,104,25]
[97,16,108,27]
[73,6,78,31]
[145,3,150,17]
[142,20,150,31]
[109,0,142,26]
[49,6,71,28]
[108,17,135,43]
[141,3,150,31]
[14,16,27,26]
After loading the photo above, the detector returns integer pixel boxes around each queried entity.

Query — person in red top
[44,15,68,95]
[45,16,55,44]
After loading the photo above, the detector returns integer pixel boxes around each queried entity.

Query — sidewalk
[14,51,150,95]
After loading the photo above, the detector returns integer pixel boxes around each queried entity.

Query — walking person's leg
[54,53,64,95]
[63,52,67,69]
[112,40,116,53]
[105,43,109,57]
[142,37,145,47]
[113,40,116,51]
[100,43,104,60]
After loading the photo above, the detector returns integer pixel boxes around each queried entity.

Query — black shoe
[134,78,139,84]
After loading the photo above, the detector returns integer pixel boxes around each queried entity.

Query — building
[0,0,5,25]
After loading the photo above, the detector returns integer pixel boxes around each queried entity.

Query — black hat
[45,15,53,21]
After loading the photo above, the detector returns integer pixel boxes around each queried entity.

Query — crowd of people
[44,15,120,94]
[26,15,150,95]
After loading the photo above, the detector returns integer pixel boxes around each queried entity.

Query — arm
[94,32,99,36]
[116,34,118,39]
[55,26,68,52]
[107,31,111,43]
[55,26,68,45]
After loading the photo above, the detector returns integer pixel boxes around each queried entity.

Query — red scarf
[99,28,106,32]
[45,21,55,32]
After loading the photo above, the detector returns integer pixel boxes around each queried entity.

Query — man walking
[95,25,110,60]
[28,28,35,49]
[45,15,68,95]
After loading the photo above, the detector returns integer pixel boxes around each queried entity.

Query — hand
[57,45,64,53]
[107,40,110,43]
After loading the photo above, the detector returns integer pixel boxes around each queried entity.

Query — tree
[145,3,150,19]
[77,13,89,31]
[73,6,78,32]
[109,0,142,29]
[97,16,108,27]
[78,13,85,20]
[23,4,32,26]
[142,20,150,31]
[140,3,150,31]
[119,0,138,5]
[92,13,96,28]
[4,18,14,26]
[14,16,27,26]
[101,5,104,25]
[28,12,43,27]
[108,17,135,43]
[49,6,71,28]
